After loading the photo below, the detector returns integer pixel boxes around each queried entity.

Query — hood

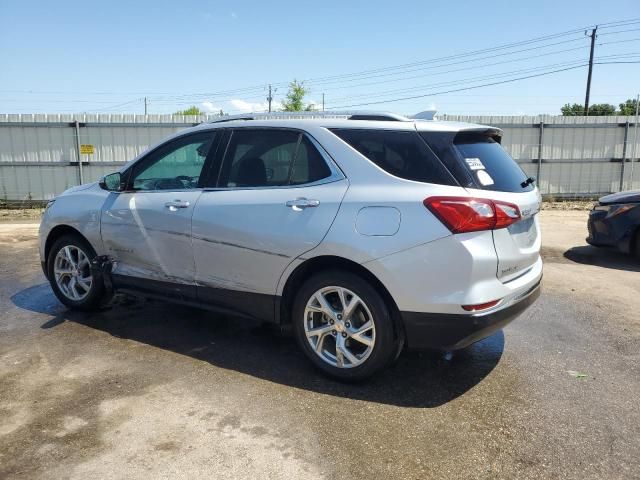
[599,190,640,205]
[60,181,98,196]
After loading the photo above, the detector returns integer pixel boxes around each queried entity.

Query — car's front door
[101,130,220,300]
[191,128,348,320]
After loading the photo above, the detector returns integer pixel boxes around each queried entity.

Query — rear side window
[421,132,533,193]
[330,129,457,186]
[219,129,331,188]
[290,136,332,185]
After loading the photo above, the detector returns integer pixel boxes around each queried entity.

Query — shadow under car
[11,283,505,408]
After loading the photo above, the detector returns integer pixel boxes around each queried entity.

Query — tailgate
[419,129,542,282]
[471,188,541,282]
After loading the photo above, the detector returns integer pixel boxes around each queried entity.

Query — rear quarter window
[330,128,457,186]
[421,132,533,193]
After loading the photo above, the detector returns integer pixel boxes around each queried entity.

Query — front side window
[330,128,457,186]
[131,132,217,191]
[219,129,331,188]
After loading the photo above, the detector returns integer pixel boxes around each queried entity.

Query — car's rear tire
[292,270,398,381]
[47,234,106,310]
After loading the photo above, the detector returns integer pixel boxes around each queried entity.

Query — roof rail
[207,111,411,123]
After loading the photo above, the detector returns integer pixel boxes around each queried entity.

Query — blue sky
[1,0,639,115]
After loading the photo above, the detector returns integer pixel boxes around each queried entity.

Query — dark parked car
[587,190,640,257]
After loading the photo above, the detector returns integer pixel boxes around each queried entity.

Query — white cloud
[306,99,323,111]
[201,101,222,113]
[229,99,281,113]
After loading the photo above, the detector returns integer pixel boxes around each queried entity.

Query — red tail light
[424,196,521,233]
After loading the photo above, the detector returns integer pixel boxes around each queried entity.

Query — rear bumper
[400,279,541,350]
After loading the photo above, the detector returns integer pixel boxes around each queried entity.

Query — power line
[148,22,640,102]
[92,99,143,112]
[598,27,640,36]
[599,37,640,46]
[327,59,590,104]
[303,39,590,90]
[8,21,637,102]
[7,19,639,114]
[312,46,591,97]
[330,60,640,110]
[329,64,589,109]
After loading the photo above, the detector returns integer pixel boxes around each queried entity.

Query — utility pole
[584,26,598,115]
[267,85,273,112]
[144,97,148,115]
[322,93,325,111]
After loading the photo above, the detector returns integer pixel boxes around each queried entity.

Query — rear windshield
[330,128,457,186]
[420,132,533,193]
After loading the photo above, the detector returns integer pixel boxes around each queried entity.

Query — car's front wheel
[292,270,399,381]
[47,234,106,310]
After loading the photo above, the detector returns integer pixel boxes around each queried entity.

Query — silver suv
[39,112,542,380]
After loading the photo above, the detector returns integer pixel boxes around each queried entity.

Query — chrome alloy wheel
[53,245,93,301]
[303,286,376,368]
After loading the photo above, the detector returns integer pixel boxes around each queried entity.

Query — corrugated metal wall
[1,113,639,200]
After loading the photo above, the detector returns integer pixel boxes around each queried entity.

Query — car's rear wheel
[292,270,398,381]
[47,235,106,310]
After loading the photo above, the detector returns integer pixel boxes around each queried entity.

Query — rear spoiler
[455,127,503,143]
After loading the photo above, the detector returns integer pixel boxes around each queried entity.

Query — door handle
[164,200,190,211]
[286,198,320,211]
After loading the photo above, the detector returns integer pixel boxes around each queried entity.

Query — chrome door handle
[286,198,320,211]
[164,200,190,211]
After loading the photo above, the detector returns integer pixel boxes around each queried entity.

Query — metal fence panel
[1,113,639,200]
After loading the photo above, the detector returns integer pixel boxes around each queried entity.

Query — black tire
[47,234,106,310]
[292,270,398,381]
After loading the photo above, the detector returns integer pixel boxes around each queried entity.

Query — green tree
[174,106,204,115]
[619,98,639,116]
[589,104,617,116]
[281,80,308,111]
[561,103,584,116]
[561,102,616,116]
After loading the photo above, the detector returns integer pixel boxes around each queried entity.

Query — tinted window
[220,129,331,187]
[421,132,533,193]
[290,136,332,185]
[330,129,456,186]
[131,132,216,190]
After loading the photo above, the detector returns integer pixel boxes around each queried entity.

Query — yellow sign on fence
[80,144,95,155]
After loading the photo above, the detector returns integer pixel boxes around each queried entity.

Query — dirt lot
[1,211,639,479]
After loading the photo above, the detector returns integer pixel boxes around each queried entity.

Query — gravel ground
[0,209,44,221]
[0,212,639,479]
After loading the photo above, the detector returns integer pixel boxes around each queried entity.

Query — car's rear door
[100,130,220,299]
[421,130,541,283]
[191,128,348,320]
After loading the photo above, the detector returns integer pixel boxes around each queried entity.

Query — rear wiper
[521,176,535,188]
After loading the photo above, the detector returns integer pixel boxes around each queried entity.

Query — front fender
[39,183,110,264]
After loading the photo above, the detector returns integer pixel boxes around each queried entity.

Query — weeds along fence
[1,113,639,201]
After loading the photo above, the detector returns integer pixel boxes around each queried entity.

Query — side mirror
[99,172,124,192]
